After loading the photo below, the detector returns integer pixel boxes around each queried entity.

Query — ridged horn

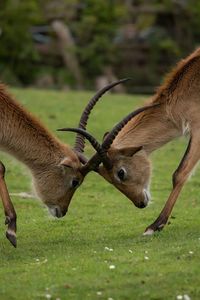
[82,102,161,173]
[58,128,112,170]
[74,78,131,153]
[102,103,161,151]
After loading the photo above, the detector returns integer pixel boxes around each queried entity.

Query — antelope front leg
[144,136,200,235]
[0,162,17,247]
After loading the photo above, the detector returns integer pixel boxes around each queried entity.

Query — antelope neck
[0,96,66,171]
[112,108,182,154]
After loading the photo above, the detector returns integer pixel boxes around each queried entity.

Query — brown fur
[98,47,200,232]
[0,84,83,218]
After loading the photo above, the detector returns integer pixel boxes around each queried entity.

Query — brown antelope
[61,47,200,235]
[0,80,127,247]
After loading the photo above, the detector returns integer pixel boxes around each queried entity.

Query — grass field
[0,88,200,300]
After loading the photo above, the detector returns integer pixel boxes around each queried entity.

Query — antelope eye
[71,179,79,188]
[117,168,126,181]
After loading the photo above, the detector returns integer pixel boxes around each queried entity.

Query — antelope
[60,47,200,235]
[0,80,127,247]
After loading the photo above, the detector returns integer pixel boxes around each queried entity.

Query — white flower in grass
[97,291,102,296]
[45,294,52,299]
[129,249,133,253]
[105,247,113,252]
[108,298,114,300]
[183,295,191,300]
[189,251,193,255]
[144,256,149,260]
[177,295,183,300]
[109,265,115,269]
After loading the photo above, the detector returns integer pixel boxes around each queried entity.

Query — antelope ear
[118,146,143,157]
[60,157,74,169]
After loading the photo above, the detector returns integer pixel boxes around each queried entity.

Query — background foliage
[0,0,200,91]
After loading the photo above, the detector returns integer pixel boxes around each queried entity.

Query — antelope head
[59,104,161,209]
[32,149,84,218]
[48,79,129,217]
[98,146,151,208]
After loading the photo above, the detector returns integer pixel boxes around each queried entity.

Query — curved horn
[58,128,112,169]
[102,103,161,150]
[81,102,161,173]
[74,78,131,153]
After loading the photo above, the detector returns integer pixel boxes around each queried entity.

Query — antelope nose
[61,208,68,217]
[134,201,147,209]
[55,207,64,218]
[48,206,66,218]
[55,207,68,218]
[138,202,146,209]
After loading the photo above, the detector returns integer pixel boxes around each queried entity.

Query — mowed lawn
[0,87,200,300]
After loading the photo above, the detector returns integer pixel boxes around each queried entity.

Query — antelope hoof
[144,221,166,236]
[143,228,155,236]
[5,215,17,247]
[6,230,17,248]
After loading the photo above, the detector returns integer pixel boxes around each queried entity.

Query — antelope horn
[81,102,162,173]
[57,128,112,170]
[59,103,162,174]
[74,78,131,154]
[102,103,161,151]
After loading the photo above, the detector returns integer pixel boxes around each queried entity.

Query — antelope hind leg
[0,161,17,247]
[144,136,200,235]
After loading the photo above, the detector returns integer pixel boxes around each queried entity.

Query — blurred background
[0,0,199,93]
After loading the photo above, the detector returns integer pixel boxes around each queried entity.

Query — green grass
[0,88,200,300]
